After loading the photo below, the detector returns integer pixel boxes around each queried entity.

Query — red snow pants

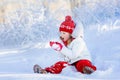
[45,59,96,74]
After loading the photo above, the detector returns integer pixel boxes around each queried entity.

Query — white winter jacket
[59,21,91,64]
[60,37,91,64]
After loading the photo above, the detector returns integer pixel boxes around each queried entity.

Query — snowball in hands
[50,41,63,51]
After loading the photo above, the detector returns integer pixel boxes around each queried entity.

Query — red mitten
[50,41,63,51]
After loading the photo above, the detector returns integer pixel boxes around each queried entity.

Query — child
[33,15,97,74]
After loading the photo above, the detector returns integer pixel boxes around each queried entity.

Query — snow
[0,0,120,80]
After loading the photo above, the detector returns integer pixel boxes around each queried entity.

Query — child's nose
[60,34,62,37]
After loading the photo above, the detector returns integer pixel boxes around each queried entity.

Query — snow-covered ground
[0,0,120,80]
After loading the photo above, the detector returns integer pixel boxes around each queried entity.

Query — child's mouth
[60,37,64,41]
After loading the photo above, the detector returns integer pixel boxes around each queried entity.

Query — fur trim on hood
[72,20,84,38]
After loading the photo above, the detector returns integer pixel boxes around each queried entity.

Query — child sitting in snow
[33,15,97,74]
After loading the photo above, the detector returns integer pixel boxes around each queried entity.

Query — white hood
[72,20,84,38]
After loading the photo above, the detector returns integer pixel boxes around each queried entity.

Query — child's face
[60,31,71,41]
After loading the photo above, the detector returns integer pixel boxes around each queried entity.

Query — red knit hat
[59,15,75,34]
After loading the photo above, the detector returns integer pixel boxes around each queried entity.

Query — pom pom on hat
[65,15,72,21]
[59,15,75,34]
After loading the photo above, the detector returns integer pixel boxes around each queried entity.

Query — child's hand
[49,41,63,51]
